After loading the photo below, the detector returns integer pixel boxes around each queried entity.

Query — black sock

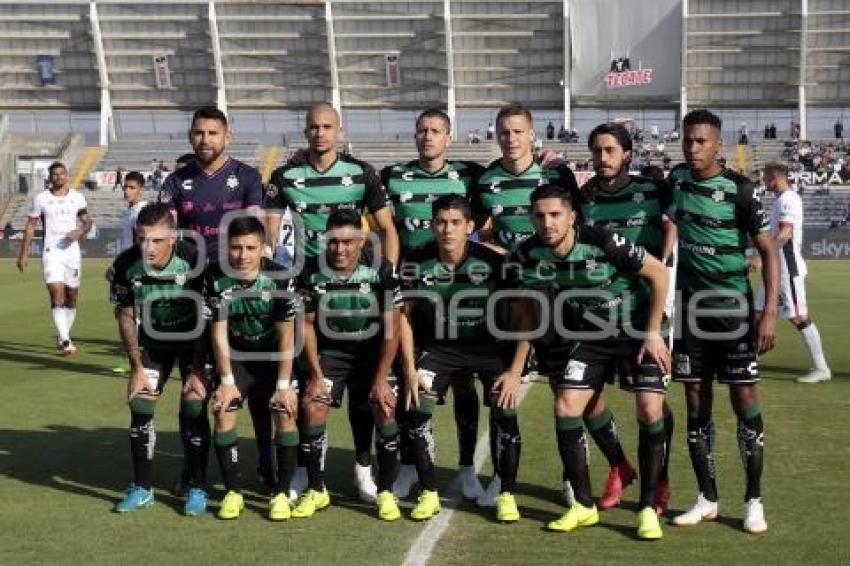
[661,409,675,483]
[407,403,436,491]
[248,393,275,485]
[214,429,240,492]
[375,422,400,493]
[686,411,718,502]
[638,419,666,509]
[396,399,415,466]
[275,430,299,496]
[556,416,593,508]
[301,425,326,491]
[737,407,764,501]
[349,401,374,467]
[129,409,155,489]
[492,408,521,493]
[585,408,626,468]
[453,385,480,467]
[180,400,210,489]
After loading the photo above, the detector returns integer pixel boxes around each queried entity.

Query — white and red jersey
[119,199,148,253]
[771,189,806,277]
[27,188,88,250]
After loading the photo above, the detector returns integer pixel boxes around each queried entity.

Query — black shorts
[302,354,398,409]
[672,309,759,385]
[141,346,195,394]
[224,360,277,401]
[548,337,668,394]
[415,343,510,406]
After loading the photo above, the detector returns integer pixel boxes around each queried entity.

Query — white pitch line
[401,382,534,566]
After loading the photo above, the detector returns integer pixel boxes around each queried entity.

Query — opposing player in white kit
[118,171,149,253]
[753,163,831,383]
[17,161,93,355]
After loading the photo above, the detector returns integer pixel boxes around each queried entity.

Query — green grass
[0,259,848,565]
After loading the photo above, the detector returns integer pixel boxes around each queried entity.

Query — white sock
[52,307,69,342]
[801,323,829,370]
[64,307,77,336]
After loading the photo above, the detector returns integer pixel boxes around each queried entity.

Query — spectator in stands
[650,124,659,140]
[112,166,124,192]
[791,121,800,140]
[557,125,568,142]
[546,121,555,140]
[467,130,474,144]
[764,124,770,140]
[739,122,749,145]
[486,122,495,140]
[835,120,843,139]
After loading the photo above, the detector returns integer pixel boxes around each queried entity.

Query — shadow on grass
[0,340,119,377]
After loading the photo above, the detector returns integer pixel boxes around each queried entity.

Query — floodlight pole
[90,1,115,146]
[325,1,342,117]
[563,0,571,130]
[208,0,228,115]
[443,0,457,138]
[680,0,688,121]
[799,0,808,140]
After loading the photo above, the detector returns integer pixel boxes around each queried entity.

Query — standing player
[293,209,402,521]
[109,203,210,516]
[667,110,778,534]
[264,102,400,502]
[158,106,275,493]
[512,184,671,539]
[754,162,831,383]
[574,122,678,515]
[118,171,149,253]
[399,194,528,523]
[17,161,92,355]
[381,108,486,501]
[206,216,298,520]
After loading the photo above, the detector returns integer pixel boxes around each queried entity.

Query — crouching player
[294,209,403,521]
[512,184,670,539]
[399,194,529,522]
[206,216,299,520]
[110,203,210,516]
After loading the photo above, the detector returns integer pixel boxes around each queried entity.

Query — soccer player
[511,184,671,539]
[667,110,778,534]
[475,103,578,252]
[754,162,831,383]
[264,102,400,502]
[399,194,528,523]
[110,203,209,516]
[473,103,579,505]
[380,108,486,501]
[17,161,92,355]
[158,106,275,493]
[206,216,298,520]
[293,209,402,521]
[573,122,678,515]
[118,171,149,253]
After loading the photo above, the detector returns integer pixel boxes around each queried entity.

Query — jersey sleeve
[296,262,317,314]
[362,163,389,213]
[778,193,800,225]
[734,180,770,238]
[203,265,227,322]
[109,253,135,308]
[263,167,289,210]
[272,276,297,322]
[158,173,180,213]
[242,166,264,209]
[378,260,403,312]
[655,178,674,219]
[591,226,647,274]
[26,193,43,219]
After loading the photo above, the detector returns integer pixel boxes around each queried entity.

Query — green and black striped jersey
[666,165,768,302]
[381,160,484,251]
[400,240,508,346]
[298,253,402,360]
[576,174,671,259]
[204,259,296,353]
[265,154,389,258]
[510,226,648,334]
[476,161,578,251]
[110,240,203,350]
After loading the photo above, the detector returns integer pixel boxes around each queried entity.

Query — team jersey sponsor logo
[633,192,645,203]
[489,181,501,192]
[226,174,239,190]
[680,241,718,255]
[401,171,414,181]
[359,282,372,294]
[182,179,193,191]
[341,175,354,187]
[448,170,460,181]
[712,189,725,203]
[293,178,306,189]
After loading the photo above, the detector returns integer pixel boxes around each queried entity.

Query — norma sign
[385,54,400,88]
[153,55,172,90]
